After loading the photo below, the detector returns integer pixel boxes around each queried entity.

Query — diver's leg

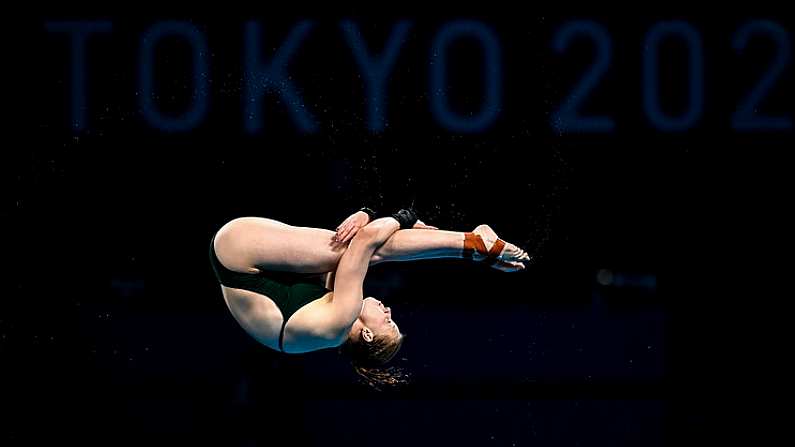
[213,217,345,274]
[370,225,529,269]
[214,217,529,275]
[370,229,465,263]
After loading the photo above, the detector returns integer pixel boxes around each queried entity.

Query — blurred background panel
[5,5,791,446]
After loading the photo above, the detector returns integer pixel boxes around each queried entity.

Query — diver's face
[360,297,400,338]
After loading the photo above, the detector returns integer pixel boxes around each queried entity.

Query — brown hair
[338,332,410,391]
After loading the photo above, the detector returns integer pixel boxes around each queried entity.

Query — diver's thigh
[214,217,346,274]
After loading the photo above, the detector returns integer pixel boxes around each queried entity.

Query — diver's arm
[334,208,438,245]
[333,210,372,244]
[325,218,401,340]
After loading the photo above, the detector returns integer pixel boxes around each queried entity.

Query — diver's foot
[468,225,531,272]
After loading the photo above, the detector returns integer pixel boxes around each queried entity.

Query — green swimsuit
[209,234,330,352]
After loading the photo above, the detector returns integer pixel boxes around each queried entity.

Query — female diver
[209,208,530,387]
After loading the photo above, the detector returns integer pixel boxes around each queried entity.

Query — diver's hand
[412,220,439,230]
[334,211,371,244]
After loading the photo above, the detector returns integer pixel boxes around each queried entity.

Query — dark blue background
[5,4,791,446]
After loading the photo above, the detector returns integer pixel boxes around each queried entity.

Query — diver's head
[355,296,400,340]
[344,297,403,363]
[339,297,407,389]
